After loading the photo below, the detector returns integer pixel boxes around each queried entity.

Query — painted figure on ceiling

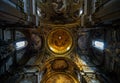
[74,0,79,3]
[52,0,66,13]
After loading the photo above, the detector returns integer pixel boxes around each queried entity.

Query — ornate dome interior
[0,0,120,83]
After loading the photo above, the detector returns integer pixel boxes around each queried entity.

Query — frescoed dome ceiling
[47,28,73,54]
[44,73,78,83]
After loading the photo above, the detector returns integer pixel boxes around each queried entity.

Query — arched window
[92,40,104,50]
[15,31,28,50]
[16,40,28,50]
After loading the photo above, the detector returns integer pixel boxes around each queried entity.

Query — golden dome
[42,73,78,83]
[47,28,72,54]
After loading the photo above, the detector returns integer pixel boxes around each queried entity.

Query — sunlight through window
[93,41,104,50]
[16,41,28,50]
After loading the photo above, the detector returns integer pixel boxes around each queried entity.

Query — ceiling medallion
[47,28,73,54]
